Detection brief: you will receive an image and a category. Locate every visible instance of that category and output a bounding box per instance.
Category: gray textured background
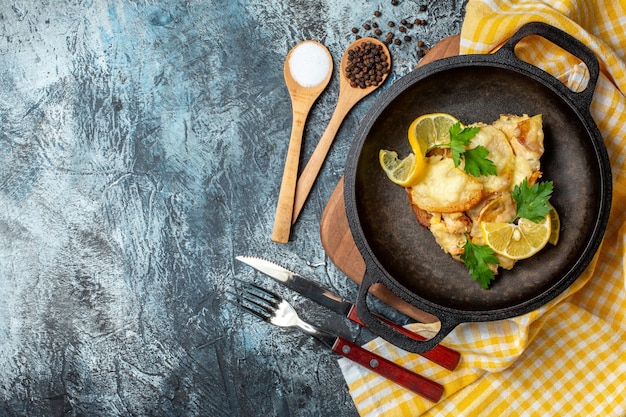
[0,1,466,415]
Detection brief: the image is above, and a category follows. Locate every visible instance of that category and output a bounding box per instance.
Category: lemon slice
[379,150,424,187]
[480,215,551,260]
[408,113,460,154]
[548,204,560,245]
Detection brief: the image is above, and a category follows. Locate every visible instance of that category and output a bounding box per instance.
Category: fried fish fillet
[407,114,544,271]
[408,156,484,213]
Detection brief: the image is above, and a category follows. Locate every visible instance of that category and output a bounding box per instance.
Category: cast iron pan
[344,22,612,354]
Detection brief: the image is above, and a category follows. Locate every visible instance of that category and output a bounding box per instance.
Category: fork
[235,282,444,403]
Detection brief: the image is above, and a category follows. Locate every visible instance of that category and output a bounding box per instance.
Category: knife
[236,255,460,371]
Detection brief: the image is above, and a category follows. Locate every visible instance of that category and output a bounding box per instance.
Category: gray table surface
[0,1,466,416]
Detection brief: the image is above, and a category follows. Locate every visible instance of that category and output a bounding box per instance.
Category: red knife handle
[347,305,460,371]
[332,337,444,402]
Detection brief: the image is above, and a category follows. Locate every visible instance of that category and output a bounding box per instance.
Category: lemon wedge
[380,113,459,187]
[480,215,551,260]
[379,150,424,187]
[408,112,459,154]
[548,204,560,245]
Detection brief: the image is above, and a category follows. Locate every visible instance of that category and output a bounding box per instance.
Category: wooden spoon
[291,37,390,224]
[271,41,333,244]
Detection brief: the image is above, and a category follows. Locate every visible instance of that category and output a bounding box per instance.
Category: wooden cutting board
[319,35,460,324]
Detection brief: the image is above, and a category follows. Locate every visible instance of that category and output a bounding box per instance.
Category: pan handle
[355,269,460,355]
[496,21,600,111]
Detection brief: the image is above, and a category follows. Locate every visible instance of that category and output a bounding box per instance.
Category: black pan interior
[353,65,604,312]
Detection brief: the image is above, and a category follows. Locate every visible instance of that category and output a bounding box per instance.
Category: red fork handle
[347,305,460,371]
[332,337,444,402]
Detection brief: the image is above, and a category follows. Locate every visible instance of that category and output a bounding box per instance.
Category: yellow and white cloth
[338,1,626,415]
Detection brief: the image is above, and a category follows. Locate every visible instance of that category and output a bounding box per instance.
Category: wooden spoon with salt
[271,40,333,243]
[291,37,390,224]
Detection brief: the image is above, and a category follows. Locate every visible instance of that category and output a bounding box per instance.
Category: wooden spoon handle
[291,101,352,223]
[272,104,313,243]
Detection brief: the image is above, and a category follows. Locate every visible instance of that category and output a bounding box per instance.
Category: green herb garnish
[512,178,554,222]
[461,237,500,289]
[449,122,497,177]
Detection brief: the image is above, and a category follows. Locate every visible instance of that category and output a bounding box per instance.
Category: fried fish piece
[408,155,484,213]
[467,123,516,195]
[428,212,472,260]
[493,114,544,171]
[406,113,545,275]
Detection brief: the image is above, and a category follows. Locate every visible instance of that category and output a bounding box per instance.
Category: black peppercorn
[374,10,382,17]
[420,5,427,11]
[387,21,395,27]
[394,38,401,46]
[363,23,371,30]
[404,35,411,42]
[372,22,379,28]
[351,27,358,33]
[375,28,383,36]
[391,0,399,5]
[399,26,406,33]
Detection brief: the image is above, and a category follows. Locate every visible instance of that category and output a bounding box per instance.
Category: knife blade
[236,255,460,371]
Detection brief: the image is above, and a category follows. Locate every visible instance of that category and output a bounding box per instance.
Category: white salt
[288,41,331,87]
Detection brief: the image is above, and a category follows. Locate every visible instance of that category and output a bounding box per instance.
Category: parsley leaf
[449,122,479,168]
[461,237,500,289]
[512,178,554,222]
[448,122,496,177]
[463,146,498,177]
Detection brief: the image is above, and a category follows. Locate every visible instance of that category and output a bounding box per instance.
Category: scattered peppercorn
[350,6,431,53]
[391,0,399,5]
[345,41,390,89]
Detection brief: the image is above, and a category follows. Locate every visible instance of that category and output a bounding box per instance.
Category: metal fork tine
[241,292,274,314]
[230,294,273,321]
[242,289,279,310]
[225,285,273,322]
[240,302,272,321]
[242,282,282,305]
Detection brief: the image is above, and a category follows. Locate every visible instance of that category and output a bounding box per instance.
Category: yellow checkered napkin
[338,1,626,415]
